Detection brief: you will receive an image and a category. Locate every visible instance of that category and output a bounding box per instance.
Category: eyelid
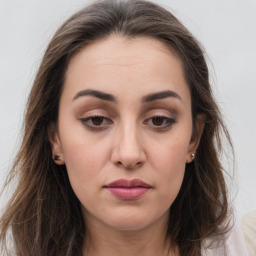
[143,113,177,130]
[74,102,118,119]
[80,114,113,130]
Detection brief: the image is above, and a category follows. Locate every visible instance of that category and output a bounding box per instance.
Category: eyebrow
[72,89,181,103]
[142,90,182,102]
[73,89,117,102]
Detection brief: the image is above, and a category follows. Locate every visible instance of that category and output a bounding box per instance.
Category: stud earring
[191,153,195,160]
[53,154,61,161]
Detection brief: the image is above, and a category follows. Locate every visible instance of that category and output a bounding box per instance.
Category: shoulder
[201,217,249,256]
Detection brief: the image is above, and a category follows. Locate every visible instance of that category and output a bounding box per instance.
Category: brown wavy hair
[0,0,233,255]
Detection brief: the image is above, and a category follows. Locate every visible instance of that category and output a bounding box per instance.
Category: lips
[104,179,152,200]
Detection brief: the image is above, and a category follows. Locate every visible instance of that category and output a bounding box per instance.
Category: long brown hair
[0,0,233,255]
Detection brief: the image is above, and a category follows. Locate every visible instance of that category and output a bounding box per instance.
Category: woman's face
[50,35,203,231]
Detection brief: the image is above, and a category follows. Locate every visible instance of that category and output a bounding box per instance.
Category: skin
[49,35,205,256]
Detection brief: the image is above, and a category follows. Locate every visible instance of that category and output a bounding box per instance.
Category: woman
[0,0,247,255]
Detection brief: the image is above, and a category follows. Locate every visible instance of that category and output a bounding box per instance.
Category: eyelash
[80,115,113,130]
[80,115,176,131]
[144,115,176,130]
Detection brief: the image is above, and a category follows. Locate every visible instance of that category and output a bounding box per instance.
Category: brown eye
[144,115,176,130]
[152,116,165,126]
[80,115,113,130]
[91,116,104,126]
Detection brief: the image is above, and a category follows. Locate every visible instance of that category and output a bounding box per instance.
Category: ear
[186,114,206,163]
[47,122,65,165]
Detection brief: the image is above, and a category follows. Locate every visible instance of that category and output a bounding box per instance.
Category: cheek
[157,148,186,191]
[150,130,191,170]
[149,134,190,200]
[59,114,108,170]
[59,130,110,194]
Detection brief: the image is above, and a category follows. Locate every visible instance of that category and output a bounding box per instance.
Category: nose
[111,123,146,170]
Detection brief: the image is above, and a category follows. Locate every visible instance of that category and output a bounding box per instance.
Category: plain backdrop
[0,0,256,216]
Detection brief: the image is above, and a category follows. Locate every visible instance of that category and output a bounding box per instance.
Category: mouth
[104,179,152,200]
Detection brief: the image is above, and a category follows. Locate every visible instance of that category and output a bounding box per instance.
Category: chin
[102,207,169,232]
[107,218,152,231]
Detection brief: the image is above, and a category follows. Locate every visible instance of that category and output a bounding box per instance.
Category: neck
[82,212,178,256]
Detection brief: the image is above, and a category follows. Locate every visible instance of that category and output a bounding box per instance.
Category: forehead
[63,35,190,106]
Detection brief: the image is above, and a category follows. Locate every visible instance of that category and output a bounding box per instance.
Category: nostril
[135,161,143,168]
[117,161,122,167]
[116,160,143,169]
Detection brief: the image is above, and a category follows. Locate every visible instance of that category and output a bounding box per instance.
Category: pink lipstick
[105,179,152,200]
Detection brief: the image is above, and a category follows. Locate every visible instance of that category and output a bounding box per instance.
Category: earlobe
[47,123,65,165]
[186,114,206,163]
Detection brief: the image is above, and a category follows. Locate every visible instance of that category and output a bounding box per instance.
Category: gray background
[0,0,255,216]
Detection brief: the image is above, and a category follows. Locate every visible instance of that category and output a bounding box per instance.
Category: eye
[144,115,176,129]
[80,115,112,130]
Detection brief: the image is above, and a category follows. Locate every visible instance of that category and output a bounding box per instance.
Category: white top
[242,211,256,256]
[202,219,249,256]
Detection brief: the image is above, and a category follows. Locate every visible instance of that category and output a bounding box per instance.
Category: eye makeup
[73,95,180,133]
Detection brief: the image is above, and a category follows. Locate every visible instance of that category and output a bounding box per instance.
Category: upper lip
[105,179,152,188]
